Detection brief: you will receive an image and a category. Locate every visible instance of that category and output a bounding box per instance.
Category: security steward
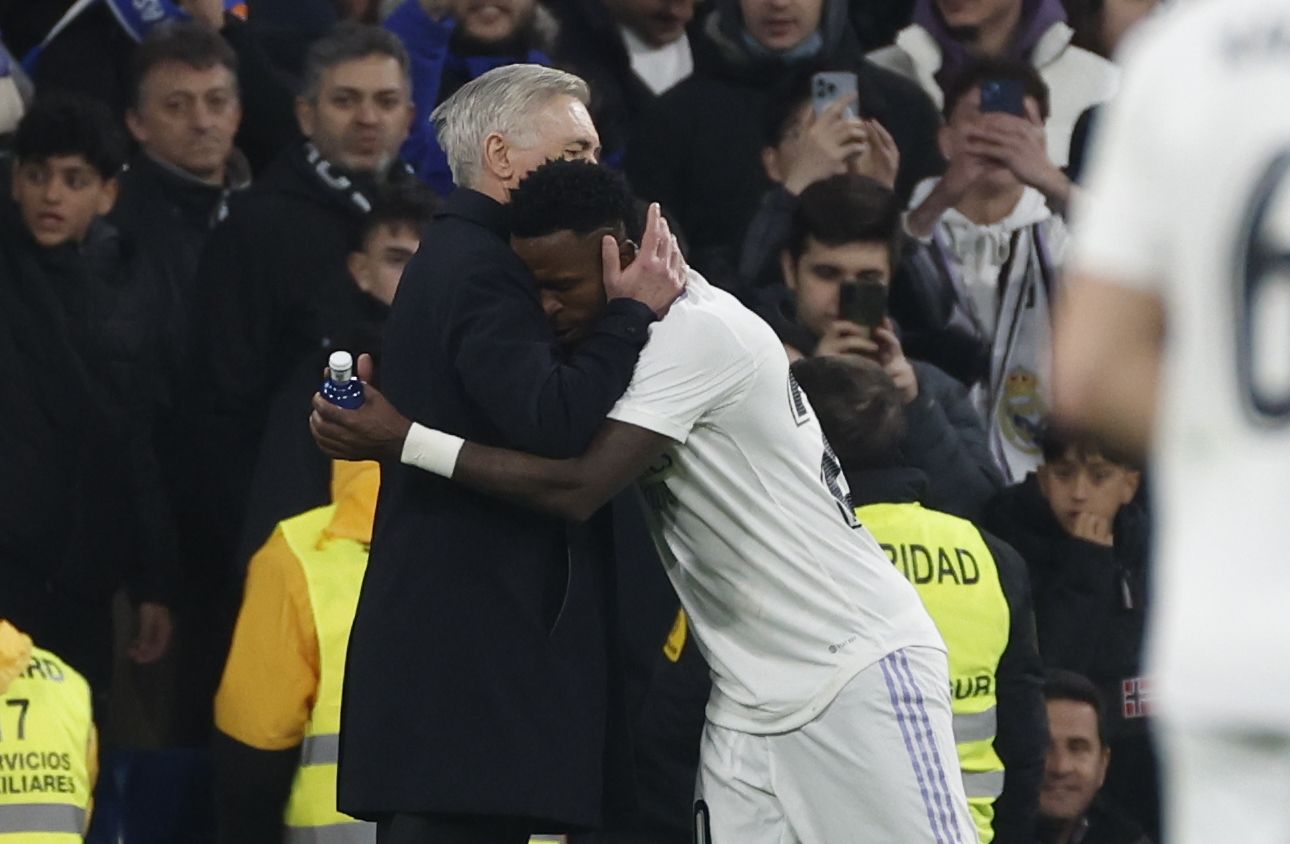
[212,461,569,844]
[0,620,97,842]
[213,461,381,844]
[793,355,1048,844]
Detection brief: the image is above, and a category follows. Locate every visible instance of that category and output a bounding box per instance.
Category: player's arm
[1052,273,1164,460]
[311,391,671,522]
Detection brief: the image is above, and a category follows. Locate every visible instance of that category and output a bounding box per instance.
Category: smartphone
[839,280,888,332]
[979,78,1026,117]
[812,71,859,119]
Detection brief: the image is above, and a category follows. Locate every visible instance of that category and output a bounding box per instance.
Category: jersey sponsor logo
[1122,676,1153,720]
[997,367,1046,456]
[882,543,982,586]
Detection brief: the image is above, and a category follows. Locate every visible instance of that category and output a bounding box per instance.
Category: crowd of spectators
[0,0,1165,840]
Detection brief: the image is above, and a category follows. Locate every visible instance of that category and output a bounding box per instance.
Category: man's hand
[311,380,413,462]
[128,602,173,664]
[780,95,870,196]
[603,202,687,318]
[850,119,900,191]
[1069,512,1114,547]
[968,107,1073,213]
[874,320,918,404]
[815,320,879,358]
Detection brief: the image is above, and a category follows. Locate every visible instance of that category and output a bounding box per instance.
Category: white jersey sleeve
[1069,17,1187,293]
[607,283,753,443]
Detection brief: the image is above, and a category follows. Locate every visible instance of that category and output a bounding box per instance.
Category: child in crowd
[985,425,1158,838]
[901,59,1073,481]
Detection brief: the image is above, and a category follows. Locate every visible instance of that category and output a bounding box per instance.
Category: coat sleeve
[449,261,657,457]
[985,531,1047,844]
[901,362,1004,521]
[736,187,797,295]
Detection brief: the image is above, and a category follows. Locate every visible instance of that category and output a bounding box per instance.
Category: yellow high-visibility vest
[0,647,93,842]
[281,504,374,844]
[857,502,1010,844]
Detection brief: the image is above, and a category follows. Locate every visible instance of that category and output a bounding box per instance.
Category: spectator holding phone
[867,0,1117,167]
[752,173,1002,519]
[901,60,1069,482]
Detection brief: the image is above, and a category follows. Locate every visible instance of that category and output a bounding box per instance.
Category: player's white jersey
[1070,0,1290,729]
[608,271,944,734]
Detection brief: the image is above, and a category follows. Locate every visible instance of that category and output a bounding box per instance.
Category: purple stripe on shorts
[896,650,964,844]
[889,652,960,844]
[880,654,949,844]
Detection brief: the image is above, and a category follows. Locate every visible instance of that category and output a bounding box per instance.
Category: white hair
[430,64,590,189]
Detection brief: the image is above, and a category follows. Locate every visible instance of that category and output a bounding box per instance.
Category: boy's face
[11,156,118,248]
[1037,447,1140,535]
[939,86,1044,192]
[781,235,891,340]
[347,222,422,306]
[511,227,631,347]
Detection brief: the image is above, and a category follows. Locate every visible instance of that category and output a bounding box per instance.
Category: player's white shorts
[1164,726,1290,844]
[695,645,977,844]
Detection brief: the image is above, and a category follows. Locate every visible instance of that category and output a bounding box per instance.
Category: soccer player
[312,159,975,842]
[1052,1,1290,841]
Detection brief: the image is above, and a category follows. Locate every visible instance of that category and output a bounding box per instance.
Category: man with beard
[174,21,416,743]
[386,0,560,193]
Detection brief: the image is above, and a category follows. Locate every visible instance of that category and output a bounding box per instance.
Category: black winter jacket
[0,206,175,686]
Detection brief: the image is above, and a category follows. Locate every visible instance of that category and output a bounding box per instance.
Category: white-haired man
[333,64,686,844]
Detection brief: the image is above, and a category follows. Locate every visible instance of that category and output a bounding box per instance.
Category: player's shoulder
[1122,0,1289,67]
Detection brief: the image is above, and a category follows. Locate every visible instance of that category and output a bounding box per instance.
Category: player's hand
[604,202,687,318]
[1069,512,1114,547]
[780,95,870,195]
[311,382,413,462]
[816,320,879,358]
[128,602,173,664]
[874,320,918,404]
[850,119,900,191]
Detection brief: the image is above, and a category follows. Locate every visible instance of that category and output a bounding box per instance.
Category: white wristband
[400,422,465,478]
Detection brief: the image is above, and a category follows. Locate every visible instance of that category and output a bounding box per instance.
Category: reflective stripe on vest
[0,803,87,833]
[284,822,377,844]
[857,502,1010,844]
[280,505,373,835]
[0,646,94,843]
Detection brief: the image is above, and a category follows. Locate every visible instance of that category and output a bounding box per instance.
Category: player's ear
[619,239,638,270]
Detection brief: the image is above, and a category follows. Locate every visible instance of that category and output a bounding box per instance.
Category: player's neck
[963,4,1024,60]
[957,183,1026,226]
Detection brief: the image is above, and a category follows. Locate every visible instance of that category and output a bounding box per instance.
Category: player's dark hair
[129,21,239,109]
[14,94,128,179]
[1044,669,1108,746]
[1037,419,1137,469]
[941,58,1051,123]
[786,174,902,264]
[301,22,410,101]
[510,159,636,239]
[791,355,907,473]
[355,182,439,249]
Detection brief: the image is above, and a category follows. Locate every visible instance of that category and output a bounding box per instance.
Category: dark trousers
[375,813,532,844]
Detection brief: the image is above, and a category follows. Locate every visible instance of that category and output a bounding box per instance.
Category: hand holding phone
[978,78,1026,118]
[812,71,859,119]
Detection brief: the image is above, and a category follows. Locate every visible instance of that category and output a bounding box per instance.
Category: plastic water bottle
[322,350,365,409]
